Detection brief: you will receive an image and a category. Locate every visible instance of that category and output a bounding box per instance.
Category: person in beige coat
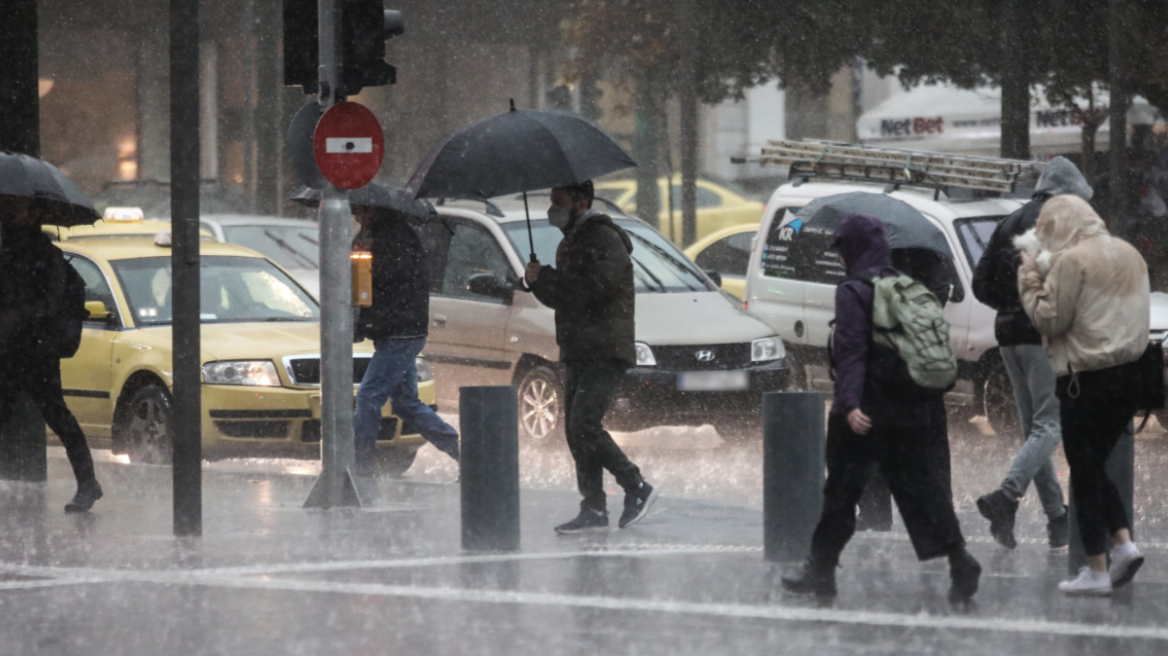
[1017,194,1149,596]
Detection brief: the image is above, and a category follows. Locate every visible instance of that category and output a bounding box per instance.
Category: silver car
[199,215,321,297]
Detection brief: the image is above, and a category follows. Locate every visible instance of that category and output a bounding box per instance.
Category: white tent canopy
[857,83,1161,157]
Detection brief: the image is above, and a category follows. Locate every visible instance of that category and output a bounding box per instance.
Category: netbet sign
[880,117,944,137]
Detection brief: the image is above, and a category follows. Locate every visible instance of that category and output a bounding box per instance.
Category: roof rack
[732,140,1043,194]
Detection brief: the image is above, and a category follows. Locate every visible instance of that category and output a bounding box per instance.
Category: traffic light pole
[304,0,362,508]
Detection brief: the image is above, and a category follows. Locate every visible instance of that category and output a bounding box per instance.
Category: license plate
[676,371,749,392]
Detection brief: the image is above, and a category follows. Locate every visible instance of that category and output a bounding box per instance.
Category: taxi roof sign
[103,207,145,222]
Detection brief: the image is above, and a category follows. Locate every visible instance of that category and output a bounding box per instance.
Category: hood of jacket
[831,213,892,277]
[566,208,632,253]
[1035,156,1094,201]
[1032,194,1109,256]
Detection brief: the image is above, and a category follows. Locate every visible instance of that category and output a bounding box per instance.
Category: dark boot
[64,478,103,513]
[976,489,1018,550]
[780,556,838,597]
[1047,506,1069,549]
[948,547,981,602]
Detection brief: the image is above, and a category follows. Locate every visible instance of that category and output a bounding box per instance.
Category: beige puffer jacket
[1017,194,1149,376]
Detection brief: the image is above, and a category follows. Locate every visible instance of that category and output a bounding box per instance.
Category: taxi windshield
[112,256,319,326]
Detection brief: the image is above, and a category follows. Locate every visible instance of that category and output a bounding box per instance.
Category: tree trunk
[0,0,40,157]
[678,0,699,247]
[634,74,663,231]
[1108,0,1130,237]
[1000,0,1030,160]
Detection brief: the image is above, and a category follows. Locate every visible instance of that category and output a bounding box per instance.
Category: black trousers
[0,355,95,483]
[811,413,965,563]
[857,397,951,529]
[1057,362,1139,556]
[564,359,642,512]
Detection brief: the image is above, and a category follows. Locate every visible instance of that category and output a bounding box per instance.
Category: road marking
[0,578,95,592]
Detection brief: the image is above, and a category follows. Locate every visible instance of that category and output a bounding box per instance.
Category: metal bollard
[764,391,826,562]
[0,394,46,482]
[460,386,520,551]
[1068,420,1135,574]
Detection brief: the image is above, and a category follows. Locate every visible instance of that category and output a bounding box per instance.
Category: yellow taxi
[683,224,758,300]
[44,209,216,243]
[593,177,764,244]
[57,233,429,475]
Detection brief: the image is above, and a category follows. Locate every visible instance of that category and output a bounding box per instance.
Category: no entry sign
[313,102,384,190]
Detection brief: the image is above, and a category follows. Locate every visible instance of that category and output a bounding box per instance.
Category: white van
[744,179,1025,433]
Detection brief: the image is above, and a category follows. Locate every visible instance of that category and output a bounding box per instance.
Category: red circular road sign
[313,102,384,190]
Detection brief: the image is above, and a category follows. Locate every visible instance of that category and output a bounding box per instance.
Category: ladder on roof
[733,140,1043,194]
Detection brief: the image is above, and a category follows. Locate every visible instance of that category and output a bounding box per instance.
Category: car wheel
[517,366,564,447]
[983,367,1021,439]
[118,383,174,464]
[377,447,418,478]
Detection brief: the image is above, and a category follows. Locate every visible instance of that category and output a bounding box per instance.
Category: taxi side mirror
[84,300,111,321]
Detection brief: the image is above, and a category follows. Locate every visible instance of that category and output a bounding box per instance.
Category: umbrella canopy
[0,152,100,227]
[794,192,953,259]
[406,106,636,201]
[291,182,435,220]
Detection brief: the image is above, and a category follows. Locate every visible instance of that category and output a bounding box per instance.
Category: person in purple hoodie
[780,213,981,602]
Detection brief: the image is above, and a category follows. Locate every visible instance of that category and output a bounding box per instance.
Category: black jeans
[564,359,642,512]
[0,355,96,483]
[811,414,965,563]
[1057,362,1139,556]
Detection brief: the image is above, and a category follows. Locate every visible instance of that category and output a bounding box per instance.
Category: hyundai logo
[695,350,716,363]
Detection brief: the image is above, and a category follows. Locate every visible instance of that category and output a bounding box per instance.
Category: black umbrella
[406,101,636,261]
[794,192,953,259]
[291,182,435,220]
[0,151,100,227]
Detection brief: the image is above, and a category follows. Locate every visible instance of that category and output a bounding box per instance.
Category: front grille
[652,344,752,371]
[214,420,289,439]
[286,356,372,385]
[299,418,398,443]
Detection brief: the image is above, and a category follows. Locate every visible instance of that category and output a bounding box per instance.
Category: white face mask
[547,204,572,229]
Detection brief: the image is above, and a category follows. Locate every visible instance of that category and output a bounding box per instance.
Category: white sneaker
[1109,542,1145,588]
[1059,567,1112,596]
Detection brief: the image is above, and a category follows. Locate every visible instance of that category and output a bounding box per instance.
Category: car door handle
[433,315,447,327]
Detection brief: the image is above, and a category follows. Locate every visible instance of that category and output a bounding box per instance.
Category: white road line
[171,575,1168,642]
[0,578,99,592]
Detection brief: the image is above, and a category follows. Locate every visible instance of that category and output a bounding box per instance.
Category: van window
[761,208,846,285]
[954,216,1004,268]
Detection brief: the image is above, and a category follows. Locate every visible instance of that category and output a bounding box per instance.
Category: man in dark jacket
[526,181,659,534]
[781,214,980,601]
[0,196,102,512]
[970,157,1091,550]
[353,205,458,474]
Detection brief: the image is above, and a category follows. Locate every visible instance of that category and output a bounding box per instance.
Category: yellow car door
[60,254,117,437]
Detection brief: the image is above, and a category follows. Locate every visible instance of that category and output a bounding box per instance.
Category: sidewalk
[1,452,1166,655]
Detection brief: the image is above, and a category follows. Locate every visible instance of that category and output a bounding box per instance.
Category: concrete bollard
[764,391,826,562]
[0,394,46,483]
[1068,420,1135,574]
[460,386,520,551]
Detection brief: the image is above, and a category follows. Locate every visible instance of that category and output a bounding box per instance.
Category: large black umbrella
[794,192,953,259]
[291,182,435,220]
[0,152,100,227]
[406,101,636,261]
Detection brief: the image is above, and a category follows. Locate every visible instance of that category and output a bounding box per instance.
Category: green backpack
[869,274,957,391]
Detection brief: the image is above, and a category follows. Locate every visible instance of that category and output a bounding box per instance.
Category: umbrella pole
[523,190,536,263]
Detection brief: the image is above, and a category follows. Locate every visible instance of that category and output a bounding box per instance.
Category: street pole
[678,0,699,248]
[0,0,47,484]
[170,0,203,537]
[1108,0,1130,237]
[304,0,361,508]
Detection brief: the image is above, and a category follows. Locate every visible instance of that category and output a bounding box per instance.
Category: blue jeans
[354,337,459,463]
[999,344,1066,519]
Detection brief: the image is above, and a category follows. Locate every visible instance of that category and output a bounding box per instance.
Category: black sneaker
[948,548,982,602]
[780,559,837,597]
[64,479,103,513]
[1048,507,1070,549]
[976,489,1018,550]
[555,508,609,534]
[618,482,660,529]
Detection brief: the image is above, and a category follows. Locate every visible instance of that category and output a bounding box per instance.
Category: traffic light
[283,0,404,96]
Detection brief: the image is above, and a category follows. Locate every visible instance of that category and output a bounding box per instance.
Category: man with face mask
[525,181,659,533]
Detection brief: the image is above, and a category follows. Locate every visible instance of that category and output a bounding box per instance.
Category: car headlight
[751,336,785,362]
[202,361,281,386]
[415,357,433,382]
[635,342,656,366]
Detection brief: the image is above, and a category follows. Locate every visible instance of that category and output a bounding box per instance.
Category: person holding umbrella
[525,181,659,533]
[0,194,102,512]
